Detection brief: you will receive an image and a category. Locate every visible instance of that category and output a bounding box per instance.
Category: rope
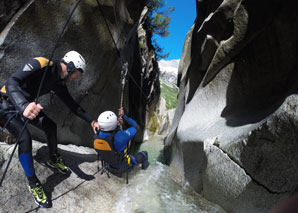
[0,111,18,131]
[96,0,121,58]
[120,62,128,109]
[35,0,82,102]
[96,0,148,104]
[0,0,82,187]
[24,169,101,213]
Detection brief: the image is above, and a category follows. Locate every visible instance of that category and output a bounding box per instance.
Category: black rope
[23,170,101,213]
[96,0,121,59]
[96,0,148,101]
[0,111,18,131]
[0,0,82,187]
[35,0,82,102]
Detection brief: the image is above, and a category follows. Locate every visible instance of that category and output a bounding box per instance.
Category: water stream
[112,135,225,213]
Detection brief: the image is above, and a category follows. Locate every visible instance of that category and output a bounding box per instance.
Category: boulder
[165,0,298,212]
[0,141,132,212]
[0,0,159,146]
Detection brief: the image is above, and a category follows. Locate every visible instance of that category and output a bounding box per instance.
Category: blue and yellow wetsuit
[97,114,148,168]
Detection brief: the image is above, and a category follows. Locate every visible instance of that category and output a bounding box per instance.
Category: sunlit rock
[165,0,298,212]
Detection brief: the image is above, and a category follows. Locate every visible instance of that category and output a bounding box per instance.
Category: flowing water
[112,135,225,213]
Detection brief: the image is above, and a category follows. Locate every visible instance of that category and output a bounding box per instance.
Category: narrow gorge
[1,0,298,212]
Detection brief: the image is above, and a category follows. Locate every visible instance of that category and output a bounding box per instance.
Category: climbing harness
[0,95,18,131]
[93,130,132,184]
[0,0,83,187]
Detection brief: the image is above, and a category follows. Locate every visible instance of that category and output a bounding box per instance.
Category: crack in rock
[215,145,288,195]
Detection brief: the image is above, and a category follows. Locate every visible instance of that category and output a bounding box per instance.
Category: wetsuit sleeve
[5,58,41,114]
[54,84,94,123]
[122,114,139,139]
[123,114,139,131]
[113,115,139,152]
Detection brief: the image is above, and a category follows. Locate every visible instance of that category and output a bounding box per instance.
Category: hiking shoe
[46,155,71,174]
[28,182,51,208]
[142,160,150,170]
[141,151,149,170]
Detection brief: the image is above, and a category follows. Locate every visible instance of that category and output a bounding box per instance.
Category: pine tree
[147,0,175,59]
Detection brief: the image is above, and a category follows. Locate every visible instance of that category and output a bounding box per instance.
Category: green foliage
[139,41,145,49]
[160,82,178,109]
[148,113,160,132]
[146,0,175,59]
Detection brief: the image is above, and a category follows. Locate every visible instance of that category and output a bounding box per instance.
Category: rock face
[165,0,298,212]
[144,59,179,139]
[0,141,137,212]
[0,0,159,146]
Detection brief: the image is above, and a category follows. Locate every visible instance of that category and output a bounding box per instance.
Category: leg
[29,112,58,158]
[30,112,70,174]
[4,113,36,181]
[134,151,149,170]
[1,109,51,208]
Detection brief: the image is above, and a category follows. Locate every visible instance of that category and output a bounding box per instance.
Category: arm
[54,84,93,123]
[54,84,99,133]
[123,114,139,131]
[118,108,139,131]
[6,58,41,114]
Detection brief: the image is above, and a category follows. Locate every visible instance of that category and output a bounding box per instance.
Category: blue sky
[154,0,197,60]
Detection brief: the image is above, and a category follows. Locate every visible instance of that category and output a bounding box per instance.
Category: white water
[112,135,225,213]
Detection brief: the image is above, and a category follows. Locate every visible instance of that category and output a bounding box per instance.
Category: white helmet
[97,111,118,131]
[62,51,86,73]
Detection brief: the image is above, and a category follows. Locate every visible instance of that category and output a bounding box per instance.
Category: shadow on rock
[34,146,98,182]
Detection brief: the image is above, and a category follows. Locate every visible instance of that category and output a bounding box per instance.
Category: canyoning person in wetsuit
[96,108,149,175]
[0,51,100,208]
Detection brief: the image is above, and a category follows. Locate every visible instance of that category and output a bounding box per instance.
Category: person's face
[66,70,82,82]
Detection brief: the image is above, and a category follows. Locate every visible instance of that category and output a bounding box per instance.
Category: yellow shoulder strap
[0,85,6,94]
[34,57,53,68]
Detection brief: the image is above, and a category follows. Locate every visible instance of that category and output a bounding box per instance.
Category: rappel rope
[0,0,83,187]
[119,62,128,130]
[96,0,127,131]
[96,0,143,157]
[96,0,148,107]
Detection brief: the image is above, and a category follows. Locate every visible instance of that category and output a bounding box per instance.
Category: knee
[42,117,57,132]
[18,129,32,154]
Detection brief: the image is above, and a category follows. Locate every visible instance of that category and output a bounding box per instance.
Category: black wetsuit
[0,57,93,178]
